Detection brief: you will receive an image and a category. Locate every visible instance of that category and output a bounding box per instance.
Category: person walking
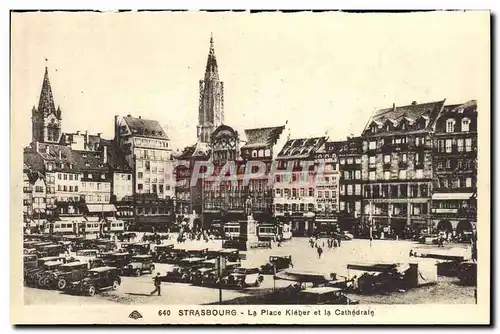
[150,273,162,296]
[317,245,323,259]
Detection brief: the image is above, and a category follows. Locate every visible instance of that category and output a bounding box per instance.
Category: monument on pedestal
[244,197,260,248]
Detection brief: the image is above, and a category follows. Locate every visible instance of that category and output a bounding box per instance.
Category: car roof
[39,256,64,261]
[88,266,117,272]
[133,243,149,246]
[299,287,343,295]
[77,249,98,252]
[180,257,205,262]
[131,254,152,258]
[220,248,238,253]
[60,261,87,267]
[44,260,64,266]
[234,267,258,270]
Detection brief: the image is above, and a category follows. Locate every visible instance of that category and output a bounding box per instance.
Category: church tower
[197,34,224,143]
[31,67,62,144]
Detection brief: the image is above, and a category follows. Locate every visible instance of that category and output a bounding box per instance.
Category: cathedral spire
[205,33,219,81]
[38,66,56,116]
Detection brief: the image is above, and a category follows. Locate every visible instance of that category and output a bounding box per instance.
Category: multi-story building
[273,136,328,237]
[313,142,340,232]
[431,100,477,235]
[22,164,33,226]
[115,115,174,198]
[361,100,445,238]
[327,137,363,233]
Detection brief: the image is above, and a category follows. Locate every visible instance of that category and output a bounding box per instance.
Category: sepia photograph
[10,10,490,325]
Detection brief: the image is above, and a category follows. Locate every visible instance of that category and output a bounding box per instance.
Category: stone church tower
[197,35,224,143]
[31,67,62,144]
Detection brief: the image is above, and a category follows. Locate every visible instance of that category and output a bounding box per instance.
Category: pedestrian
[369,236,373,247]
[150,273,162,296]
[317,246,323,259]
[409,249,414,257]
[337,236,341,247]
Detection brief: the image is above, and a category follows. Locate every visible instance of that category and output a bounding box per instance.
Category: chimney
[411,101,417,105]
[103,145,108,164]
[36,142,39,153]
[138,116,141,119]
[59,150,62,160]
[97,133,101,138]
[114,115,119,143]
[76,130,80,135]
[393,103,396,111]
[85,130,89,149]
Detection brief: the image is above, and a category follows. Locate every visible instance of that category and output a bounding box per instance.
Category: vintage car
[163,266,188,282]
[32,260,66,288]
[44,261,90,290]
[129,243,152,255]
[94,239,116,252]
[340,231,354,240]
[162,248,188,264]
[418,234,442,245]
[457,261,477,286]
[260,255,293,274]
[176,257,206,282]
[66,266,121,296]
[74,249,100,262]
[122,255,155,276]
[221,267,264,288]
[190,267,216,285]
[297,287,359,305]
[36,244,66,257]
[183,247,208,259]
[25,256,68,286]
[199,262,240,287]
[102,252,132,273]
[151,244,175,262]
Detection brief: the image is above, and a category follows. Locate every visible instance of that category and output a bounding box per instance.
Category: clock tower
[31,67,62,144]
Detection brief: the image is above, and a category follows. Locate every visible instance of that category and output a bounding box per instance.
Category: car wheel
[135,269,141,277]
[38,277,45,288]
[236,281,244,288]
[254,279,260,287]
[112,280,119,290]
[87,285,96,296]
[58,279,67,290]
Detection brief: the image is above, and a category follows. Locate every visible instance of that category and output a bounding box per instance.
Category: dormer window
[85,162,90,167]
[401,122,406,130]
[82,153,87,158]
[60,163,64,169]
[98,163,104,168]
[462,118,471,132]
[47,163,53,171]
[446,119,456,133]
[371,125,377,133]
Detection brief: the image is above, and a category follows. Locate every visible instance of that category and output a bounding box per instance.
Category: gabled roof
[23,147,45,173]
[123,117,169,139]
[100,139,132,172]
[177,141,211,160]
[276,136,328,160]
[241,125,285,150]
[325,136,362,154]
[363,100,446,136]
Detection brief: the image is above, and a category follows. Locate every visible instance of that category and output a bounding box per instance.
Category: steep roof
[100,139,132,172]
[325,136,363,154]
[177,141,211,160]
[23,147,46,173]
[37,67,59,118]
[241,125,285,149]
[123,116,169,139]
[276,136,328,160]
[362,100,446,137]
[204,34,219,81]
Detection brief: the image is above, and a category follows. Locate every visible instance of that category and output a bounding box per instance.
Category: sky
[11,11,489,152]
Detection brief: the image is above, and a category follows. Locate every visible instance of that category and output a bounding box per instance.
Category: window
[308,188,314,196]
[63,185,67,191]
[344,171,350,180]
[340,158,345,165]
[369,141,376,150]
[324,191,330,198]
[159,185,164,193]
[75,186,78,192]
[340,201,345,211]
[369,156,376,165]
[152,184,157,193]
[401,154,407,163]
[355,184,361,195]
[416,169,423,179]
[446,119,455,133]
[445,139,452,153]
[138,184,143,191]
[291,204,297,212]
[384,171,391,180]
[284,189,290,197]
[69,186,73,192]
[446,159,451,169]
[292,188,297,197]
[466,177,472,188]
[457,139,464,152]
[63,174,67,180]
[347,158,354,164]
[347,185,353,195]
[355,170,361,180]
[252,150,258,158]
[399,170,407,179]
[355,157,362,164]
[57,185,61,191]
[462,118,471,132]
[465,138,472,152]
[381,185,389,198]
[300,188,305,197]
[369,171,375,180]
[339,185,345,195]
[101,174,105,180]
[138,172,143,179]
[69,174,73,181]
[317,191,323,198]
[384,155,391,164]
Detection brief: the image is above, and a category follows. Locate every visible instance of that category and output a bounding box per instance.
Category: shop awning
[432,193,473,200]
[86,204,117,213]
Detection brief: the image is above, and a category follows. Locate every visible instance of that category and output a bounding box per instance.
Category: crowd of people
[309,234,344,259]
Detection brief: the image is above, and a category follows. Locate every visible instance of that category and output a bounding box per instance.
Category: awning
[86,204,117,213]
[432,193,473,200]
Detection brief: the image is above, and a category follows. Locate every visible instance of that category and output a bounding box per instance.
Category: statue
[245,197,253,217]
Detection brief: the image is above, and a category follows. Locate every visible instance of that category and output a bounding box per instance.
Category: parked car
[151,244,175,262]
[102,252,132,274]
[66,267,121,296]
[74,249,99,263]
[190,267,216,285]
[45,261,90,290]
[221,267,263,288]
[340,231,354,240]
[260,255,293,274]
[33,260,66,288]
[162,248,188,264]
[122,255,155,276]
[297,287,359,305]
[163,266,187,282]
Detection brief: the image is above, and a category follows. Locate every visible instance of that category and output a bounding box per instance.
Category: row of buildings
[22,36,478,238]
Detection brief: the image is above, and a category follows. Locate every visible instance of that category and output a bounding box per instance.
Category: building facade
[431,100,478,235]
[361,100,445,238]
[273,136,328,237]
